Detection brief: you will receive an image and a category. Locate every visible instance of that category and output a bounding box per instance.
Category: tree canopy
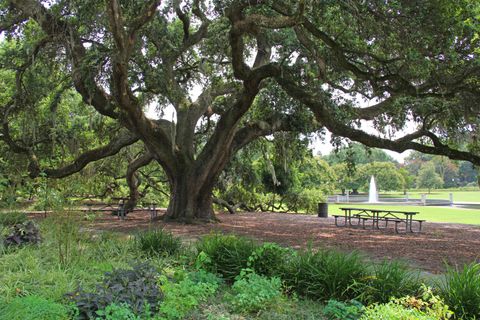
[1,0,479,221]
[323,142,397,166]
[417,162,444,193]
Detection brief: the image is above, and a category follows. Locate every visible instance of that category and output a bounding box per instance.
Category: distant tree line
[1,139,478,213]
[323,143,478,195]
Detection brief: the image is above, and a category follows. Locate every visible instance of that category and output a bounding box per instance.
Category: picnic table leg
[374,212,379,229]
[409,217,423,233]
[351,214,360,227]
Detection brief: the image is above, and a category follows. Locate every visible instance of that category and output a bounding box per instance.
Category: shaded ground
[79,210,480,274]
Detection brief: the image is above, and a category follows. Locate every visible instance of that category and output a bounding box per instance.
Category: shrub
[135,228,182,256]
[360,302,437,320]
[67,263,162,319]
[159,270,222,319]
[322,299,364,320]
[395,285,453,319]
[247,242,292,277]
[439,262,480,319]
[196,233,257,282]
[226,271,283,314]
[296,188,327,214]
[0,211,27,227]
[187,269,223,287]
[4,221,41,246]
[359,260,421,304]
[361,285,453,320]
[282,249,367,301]
[0,295,70,320]
[95,302,143,320]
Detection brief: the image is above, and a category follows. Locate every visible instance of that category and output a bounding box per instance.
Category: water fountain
[368,176,378,203]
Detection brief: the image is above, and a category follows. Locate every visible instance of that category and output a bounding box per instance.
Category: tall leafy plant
[282,249,367,301]
[439,263,480,319]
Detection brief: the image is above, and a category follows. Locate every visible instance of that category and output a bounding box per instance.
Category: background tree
[324,144,405,194]
[405,151,478,188]
[398,167,415,194]
[356,162,405,192]
[297,157,336,194]
[432,157,460,188]
[417,163,444,193]
[324,143,397,166]
[1,0,479,222]
[216,135,336,214]
[331,163,358,195]
[458,162,479,187]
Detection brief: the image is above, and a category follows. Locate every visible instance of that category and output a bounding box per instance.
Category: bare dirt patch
[83,210,480,274]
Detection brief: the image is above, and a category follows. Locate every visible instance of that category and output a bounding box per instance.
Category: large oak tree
[1,0,479,221]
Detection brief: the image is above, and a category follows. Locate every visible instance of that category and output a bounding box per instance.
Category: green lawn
[329,204,480,225]
[382,190,480,202]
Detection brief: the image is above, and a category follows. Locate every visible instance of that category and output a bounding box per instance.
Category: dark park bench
[333,207,425,233]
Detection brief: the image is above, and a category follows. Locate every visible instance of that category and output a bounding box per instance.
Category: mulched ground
[78,210,480,274]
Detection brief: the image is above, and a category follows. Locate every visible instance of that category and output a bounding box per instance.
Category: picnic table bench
[333,207,425,233]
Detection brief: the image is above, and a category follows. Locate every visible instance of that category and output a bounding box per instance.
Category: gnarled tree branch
[276,75,480,166]
[41,131,139,178]
[125,152,154,211]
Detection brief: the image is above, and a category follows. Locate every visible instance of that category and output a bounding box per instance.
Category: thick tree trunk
[165,170,217,223]
[164,175,217,222]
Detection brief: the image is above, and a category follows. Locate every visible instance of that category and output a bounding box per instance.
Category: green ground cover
[329,204,480,225]
[2,212,479,319]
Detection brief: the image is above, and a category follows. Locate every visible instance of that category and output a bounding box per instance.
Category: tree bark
[124,153,153,211]
[164,170,217,222]
[213,197,241,214]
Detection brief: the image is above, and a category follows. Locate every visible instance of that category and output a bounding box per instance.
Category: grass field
[329,204,480,225]
[382,190,480,202]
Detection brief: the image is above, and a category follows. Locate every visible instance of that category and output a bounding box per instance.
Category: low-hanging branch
[2,103,140,178]
[276,76,480,166]
[124,152,154,211]
[40,131,140,179]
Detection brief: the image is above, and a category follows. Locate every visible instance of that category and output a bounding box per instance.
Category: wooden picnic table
[333,207,425,233]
